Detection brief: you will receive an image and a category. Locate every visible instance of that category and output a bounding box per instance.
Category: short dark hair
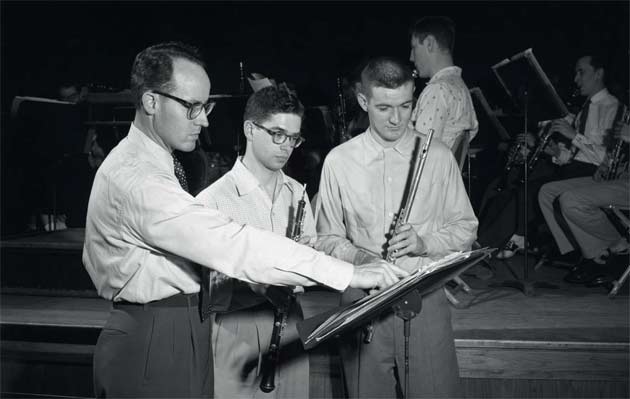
[130,42,206,109]
[243,85,305,123]
[360,56,414,95]
[410,16,456,53]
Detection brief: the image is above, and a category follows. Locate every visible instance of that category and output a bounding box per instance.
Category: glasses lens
[272,132,287,145]
[188,104,202,120]
[294,137,305,148]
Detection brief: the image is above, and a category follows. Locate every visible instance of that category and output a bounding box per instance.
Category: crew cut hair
[360,56,414,95]
[410,16,456,54]
[130,41,206,109]
[243,85,305,123]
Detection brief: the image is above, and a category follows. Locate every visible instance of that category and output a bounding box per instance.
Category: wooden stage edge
[2,291,629,385]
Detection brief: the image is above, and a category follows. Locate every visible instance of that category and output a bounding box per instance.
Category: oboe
[260,186,307,393]
[363,130,434,344]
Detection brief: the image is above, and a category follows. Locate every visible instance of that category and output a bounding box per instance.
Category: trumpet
[260,186,307,393]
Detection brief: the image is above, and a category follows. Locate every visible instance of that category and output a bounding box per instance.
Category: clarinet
[606,106,630,181]
[363,130,434,344]
[336,77,351,143]
[259,186,307,393]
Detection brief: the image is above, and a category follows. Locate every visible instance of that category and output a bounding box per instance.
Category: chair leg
[609,263,630,298]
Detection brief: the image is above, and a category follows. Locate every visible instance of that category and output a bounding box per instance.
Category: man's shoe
[586,275,614,288]
[564,259,602,284]
[496,240,524,259]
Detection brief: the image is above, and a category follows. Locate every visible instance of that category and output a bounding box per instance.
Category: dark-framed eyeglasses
[251,121,305,148]
[153,90,216,120]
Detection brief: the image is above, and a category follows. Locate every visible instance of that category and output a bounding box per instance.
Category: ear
[357,92,369,113]
[425,35,436,52]
[594,67,604,83]
[243,120,255,141]
[141,92,158,115]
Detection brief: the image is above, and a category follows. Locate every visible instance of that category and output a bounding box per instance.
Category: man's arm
[128,175,404,291]
[412,84,448,143]
[388,149,478,258]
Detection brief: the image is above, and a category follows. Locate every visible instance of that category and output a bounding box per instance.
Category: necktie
[172,153,189,192]
[576,99,591,135]
[172,153,213,320]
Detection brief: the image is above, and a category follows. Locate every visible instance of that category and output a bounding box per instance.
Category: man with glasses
[196,85,311,398]
[83,42,406,398]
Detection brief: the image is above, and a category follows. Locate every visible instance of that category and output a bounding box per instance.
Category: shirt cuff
[311,253,355,291]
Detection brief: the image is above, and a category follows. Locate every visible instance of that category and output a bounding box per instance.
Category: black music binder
[297,248,493,350]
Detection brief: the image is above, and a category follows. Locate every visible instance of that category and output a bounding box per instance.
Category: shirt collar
[231,157,292,197]
[128,123,174,172]
[589,88,609,104]
[428,66,462,85]
[362,127,419,163]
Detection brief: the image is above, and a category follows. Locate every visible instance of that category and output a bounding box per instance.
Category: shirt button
[387,177,392,183]
[388,212,394,217]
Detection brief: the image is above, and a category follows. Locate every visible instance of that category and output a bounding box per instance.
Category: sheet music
[306,250,479,344]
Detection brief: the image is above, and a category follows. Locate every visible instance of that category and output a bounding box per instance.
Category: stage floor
[1,230,629,397]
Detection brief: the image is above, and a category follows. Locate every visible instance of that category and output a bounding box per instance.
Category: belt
[113,293,199,309]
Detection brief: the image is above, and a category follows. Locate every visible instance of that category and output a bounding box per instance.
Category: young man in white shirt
[196,86,314,398]
[316,56,478,398]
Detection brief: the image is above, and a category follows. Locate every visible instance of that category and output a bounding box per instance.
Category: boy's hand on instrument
[349,260,409,292]
[388,223,426,257]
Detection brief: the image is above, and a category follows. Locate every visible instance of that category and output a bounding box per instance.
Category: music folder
[297,248,493,350]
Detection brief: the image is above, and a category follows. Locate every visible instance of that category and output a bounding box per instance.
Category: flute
[260,186,307,393]
[363,130,434,343]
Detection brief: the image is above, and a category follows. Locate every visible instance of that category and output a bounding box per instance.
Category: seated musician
[315,56,477,398]
[477,52,620,258]
[196,86,314,398]
[408,16,478,150]
[538,114,629,285]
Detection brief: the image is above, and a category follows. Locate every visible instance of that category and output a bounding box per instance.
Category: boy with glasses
[196,85,312,398]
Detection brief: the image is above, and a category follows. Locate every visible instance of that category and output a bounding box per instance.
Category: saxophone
[260,186,307,393]
[606,106,630,181]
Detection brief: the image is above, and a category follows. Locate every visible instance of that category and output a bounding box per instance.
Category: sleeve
[314,156,363,264]
[413,83,449,143]
[418,150,479,256]
[124,175,354,291]
[571,102,618,165]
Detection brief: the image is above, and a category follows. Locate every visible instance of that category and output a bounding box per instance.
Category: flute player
[315,56,478,398]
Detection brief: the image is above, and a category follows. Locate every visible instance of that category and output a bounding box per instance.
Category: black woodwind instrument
[606,106,630,181]
[525,120,554,174]
[336,77,351,143]
[363,129,434,344]
[260,186,307,393]
[495,139,526,192]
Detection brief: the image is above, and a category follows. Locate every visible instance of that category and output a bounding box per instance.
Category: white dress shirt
[411,66,479,149]
[315,127,478,272]
[572,88,620,165]
[83,124,353,303]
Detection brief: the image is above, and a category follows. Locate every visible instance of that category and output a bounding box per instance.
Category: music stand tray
[297,248,493,350]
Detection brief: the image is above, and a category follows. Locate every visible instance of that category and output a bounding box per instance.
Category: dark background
[1,0,628,235]
[2,1,629,108]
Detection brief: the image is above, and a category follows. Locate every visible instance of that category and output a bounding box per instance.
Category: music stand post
[490,49,560,295]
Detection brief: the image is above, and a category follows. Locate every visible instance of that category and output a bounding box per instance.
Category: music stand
[490,49,566,295]
[297,249,492,397]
